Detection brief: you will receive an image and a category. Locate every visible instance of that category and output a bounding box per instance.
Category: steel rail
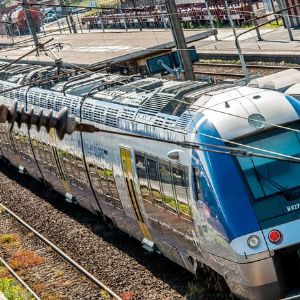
[194,63,300,71]
[0,202,122,300]
[0,256,41,300]
[194,71,244,78]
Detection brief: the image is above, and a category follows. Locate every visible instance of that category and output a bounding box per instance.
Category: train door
[120,147,153,244]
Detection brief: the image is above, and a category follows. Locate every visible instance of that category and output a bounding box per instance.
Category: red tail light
[268,230,282,244]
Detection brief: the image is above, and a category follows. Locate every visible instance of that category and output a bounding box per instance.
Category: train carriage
[81,1,252,30]
[0,70,300,299]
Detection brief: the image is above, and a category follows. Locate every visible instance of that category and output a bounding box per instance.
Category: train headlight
[268,230,282,244]
[248,114,265,129]
[247,235,260,248]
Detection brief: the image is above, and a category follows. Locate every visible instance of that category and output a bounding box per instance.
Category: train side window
[193,167,203,202]
[105,167,120,200]
[89,163,104,195]
[172,166,191,217]
[97,166,111,197]
[146,157,164,207]
[158,161,177,212]
[135,153,152,203]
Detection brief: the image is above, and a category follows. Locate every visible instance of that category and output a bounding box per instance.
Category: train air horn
[0,102,100,140]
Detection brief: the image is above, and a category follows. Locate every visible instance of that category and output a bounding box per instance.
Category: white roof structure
[249,69,300,92]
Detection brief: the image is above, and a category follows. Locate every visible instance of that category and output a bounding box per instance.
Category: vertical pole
[9,24,14,44]
[76,12,83,33]
[225,1,237,38]
[55,8,62,34]
[22,0,39,48]
[136,11,143,31]
[160,5,168,30]
[161,13,167,30]
[69,13,77,33]
[166,0,195,81]
[228,0,250,82]
[60,0,72,33]
[99,16,105,32]
[278,0,294,41]
[41,5,46,36]
[5,22,9,38]
[205,1,218,41]
[270,0,279,25]
[248,0,262,41]
[65,15,71,33]
[120,7,128,31]
[39,12,46,36]
[16,25,21,36]
[235,37,250,83]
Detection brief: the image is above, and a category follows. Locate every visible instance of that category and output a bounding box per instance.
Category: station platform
[0,27,300,67]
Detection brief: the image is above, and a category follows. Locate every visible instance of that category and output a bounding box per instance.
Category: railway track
[0,202,121,300]
[194,62,300,80]
[0,159,197,300]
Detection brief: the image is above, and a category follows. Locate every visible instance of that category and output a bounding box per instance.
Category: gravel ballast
[0,160,194,300]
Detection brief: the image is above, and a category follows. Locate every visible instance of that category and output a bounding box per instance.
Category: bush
[9,250,45,271]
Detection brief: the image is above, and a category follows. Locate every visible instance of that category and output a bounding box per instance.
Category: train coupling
[0,102,101,140]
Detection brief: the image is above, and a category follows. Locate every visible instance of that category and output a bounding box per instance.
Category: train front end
[191,86,300,299]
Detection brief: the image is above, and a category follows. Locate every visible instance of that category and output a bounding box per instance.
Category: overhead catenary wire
[1,29,300,164]
[0,43,294,137]
[59,60,300,163]
[63,59,300,136]
[0,38,54,71]
[1,80,300,164]
[6,0,300,39]
[7,0,300,52]
[0,44,297,142]
[0,58,295,164]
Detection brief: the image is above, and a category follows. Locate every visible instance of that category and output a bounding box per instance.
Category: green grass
[262,19,284,29]
[178,201,191,216]
[0,277,34,300]
[0,234,19,245]
[97,168,113,177]
[163,195,177,211]
[58,149,69,159]
[99,289,110,300]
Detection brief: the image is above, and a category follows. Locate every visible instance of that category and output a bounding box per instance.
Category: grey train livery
[0,70,300,300]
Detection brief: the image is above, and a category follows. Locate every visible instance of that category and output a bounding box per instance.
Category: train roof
[0,63,298,140]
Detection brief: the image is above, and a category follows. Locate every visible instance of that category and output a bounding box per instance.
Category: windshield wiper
[256,172,296,201]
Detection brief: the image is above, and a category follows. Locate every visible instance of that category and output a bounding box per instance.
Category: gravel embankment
[0,160,194,300]
[0,212,102,300]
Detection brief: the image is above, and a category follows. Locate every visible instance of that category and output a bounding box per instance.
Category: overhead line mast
[22,0,39,48]
[165,0,195,81]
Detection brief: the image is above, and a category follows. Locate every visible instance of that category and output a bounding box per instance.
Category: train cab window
[146,157,164,207]
[193,167,203,202]
[159,161,177,212]
[172,166,191,217]
[135,153,152,203]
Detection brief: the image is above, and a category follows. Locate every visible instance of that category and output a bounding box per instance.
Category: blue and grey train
[0,68,299,299]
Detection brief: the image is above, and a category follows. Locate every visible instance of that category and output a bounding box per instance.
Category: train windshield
[235,122,300,202]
